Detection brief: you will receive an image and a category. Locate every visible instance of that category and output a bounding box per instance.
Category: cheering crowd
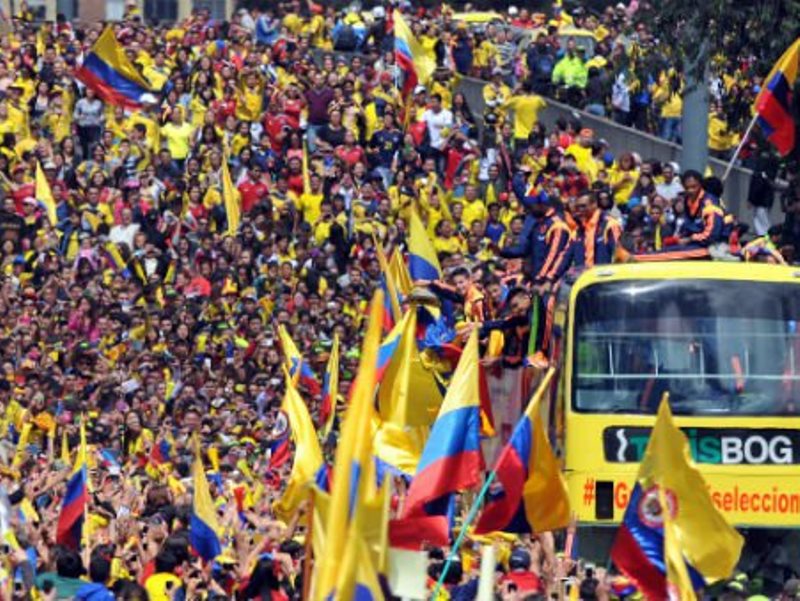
[0,0,798,599]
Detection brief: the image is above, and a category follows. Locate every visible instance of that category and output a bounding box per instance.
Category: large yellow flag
[36,162,58,226]
[642,398,743,580]
[660,485,696,601]
[611,396,743,598]
[221,156,240,237]
[273,370,324,521]
[314,291,383,600]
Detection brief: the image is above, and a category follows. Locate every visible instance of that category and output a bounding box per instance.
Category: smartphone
[585,562,596,580]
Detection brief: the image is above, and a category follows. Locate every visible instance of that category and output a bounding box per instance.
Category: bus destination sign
[603,427,800,465]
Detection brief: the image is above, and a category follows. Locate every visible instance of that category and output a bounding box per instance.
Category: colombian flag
[74,27,154,109]
[401,330,483,521]
[393,10,436,97]
[320,333,339,437]
[374,236,403,332]
[277,324,321,395]
[756,37,800,156]
[376,318,404,384]
[408,207,441,282]
[36,161,57,226]
[190,437,222,561]
[475,369,570,534]
[56,422,89,549]
[149,439,172,465]
[273,370,324,521]
[610,396,743,600]
[314,292,383,600]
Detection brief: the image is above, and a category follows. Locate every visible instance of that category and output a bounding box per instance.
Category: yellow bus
[553,262,800,566]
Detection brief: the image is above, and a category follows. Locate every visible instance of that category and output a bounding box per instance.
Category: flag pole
[722,112,758,182]
[432,368,557,600]
[431,471,497,600]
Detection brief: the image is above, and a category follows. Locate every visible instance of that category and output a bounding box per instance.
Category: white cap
[140,93,158,104]
[414,84,426,95]
[372,5,385,18]
[508,5,519,16]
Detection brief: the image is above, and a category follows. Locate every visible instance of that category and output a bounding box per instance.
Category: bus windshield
[573,279,800,415]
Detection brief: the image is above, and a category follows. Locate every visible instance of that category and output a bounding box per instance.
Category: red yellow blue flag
[75,27,154,109]
[610,396,743,599]
[756,37,800,156]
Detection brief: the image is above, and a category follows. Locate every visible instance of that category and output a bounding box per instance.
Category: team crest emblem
[637,485,678,528]
[272,410,290,438]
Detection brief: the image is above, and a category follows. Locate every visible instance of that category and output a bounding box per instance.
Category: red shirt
[238,178,269,213]
[501,571,542,593]
[263,113,293,153]
[12,183,35,215]
[334,145,366,168]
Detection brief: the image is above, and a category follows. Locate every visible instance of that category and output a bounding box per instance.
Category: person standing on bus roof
[550,190,622,279]
[497,170,570,367]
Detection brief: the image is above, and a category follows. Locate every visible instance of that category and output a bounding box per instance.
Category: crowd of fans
[0,0,798,599]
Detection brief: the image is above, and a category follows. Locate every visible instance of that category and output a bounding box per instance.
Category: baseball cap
[413,84,426,95]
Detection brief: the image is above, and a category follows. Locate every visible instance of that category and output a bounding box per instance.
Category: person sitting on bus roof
[742,225,787,264]
[630,170,726,262]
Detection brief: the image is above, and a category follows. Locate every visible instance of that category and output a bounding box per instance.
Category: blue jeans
[585,103,606,117]
[306,124,325,153]
[660,117,681,143]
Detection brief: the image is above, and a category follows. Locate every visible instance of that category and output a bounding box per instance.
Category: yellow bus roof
[572,261,800,295]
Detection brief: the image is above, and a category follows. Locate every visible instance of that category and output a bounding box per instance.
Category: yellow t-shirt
[462,199,488,228]
[160,122,194,160]
[565,143,598,181]
[298,192,324,225]
[609,166,639,205]
[504,95,547,140]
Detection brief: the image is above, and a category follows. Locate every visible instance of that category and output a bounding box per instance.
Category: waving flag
[277,324,321,395]
[373,235,403,331]
[190,437,221,561]
[75,27,154,109]
[222,155,241,237]
[475,368,569,534]
[393,10,436,97]
[389,248,413,296]
[56,421,89,549]
[36,162,58,226]
[268,411,291,471]
[273,370,324,521]
[408,208,441,281]
[314,291,383,600]
[610,396,743,599]
[320,334,339,437]
[402,330,483,521]
[378,310,443,427]
[756,37,800,156]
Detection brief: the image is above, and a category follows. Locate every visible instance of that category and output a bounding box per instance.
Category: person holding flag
[56,421,89,550]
